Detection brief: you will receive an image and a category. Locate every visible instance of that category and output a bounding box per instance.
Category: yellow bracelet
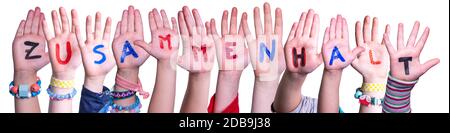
[50,77,74,89]
[361,83,386,92]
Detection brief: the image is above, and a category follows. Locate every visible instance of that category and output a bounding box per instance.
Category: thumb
[420,58,440,75]
[134,40,151,54]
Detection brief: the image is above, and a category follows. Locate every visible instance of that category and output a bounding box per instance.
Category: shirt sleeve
[208,93,239,113]
[79,86,111,113]
[383,74,417,113]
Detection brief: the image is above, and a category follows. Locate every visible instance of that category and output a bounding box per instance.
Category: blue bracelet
[111,90,136,100]
[103,95,142,113]
[47,86,77,101]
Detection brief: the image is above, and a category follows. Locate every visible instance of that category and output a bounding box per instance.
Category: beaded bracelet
[111,90,136,100]
[47,86,77,101]
[9,77,41,99]
[108,96,142,113]
[354,88,384,106]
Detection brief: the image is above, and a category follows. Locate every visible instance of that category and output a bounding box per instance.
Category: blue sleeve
[79,86,110,113]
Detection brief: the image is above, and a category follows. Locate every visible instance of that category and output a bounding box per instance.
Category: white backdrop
[0,0,448,113]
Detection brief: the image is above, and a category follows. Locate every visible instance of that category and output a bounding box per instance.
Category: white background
[0,0,448,113]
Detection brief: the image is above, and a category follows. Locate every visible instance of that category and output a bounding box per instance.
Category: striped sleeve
[382,74,417,113]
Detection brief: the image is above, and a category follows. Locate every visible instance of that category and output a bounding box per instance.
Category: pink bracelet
[115,74,149,99]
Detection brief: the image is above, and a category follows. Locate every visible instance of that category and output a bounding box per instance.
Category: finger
[135,10,144,35]
[302,9,314,37]
[171,17,179,34]
[351,46,365,59]
[15,20,26,37]
[121,10,128,34]
[310,14,320,38]
[128,6,135,32]
[253,7,263,35]
[149,11,157,33]
[230,7,238,34]
[242,12,253,41]
[51,10,61,35]
[397,23,405,50]
[274,8,282,37]
[205,21,211,35]
[59,7,70,33]
[94,12,102,40]
[355,21,363,46]
[323,27,330,43]
[38,14,45,37]
[161,9,171,29]
[371,17,379,42]
[178,11,188,36]
[287,22,298,41]
[86,15,94,41]
[42,15,53,41]
[415,27,430,55]
[134,40,152,54]
[420,58,440,75]
[152,8,163,28]
[406,21,420,48]
[295,12,306,37]
[263,3,273,34]
[382,24,391,45]
[31,7,41,34]
[343,18,349,41]
[183,6,197,35]
[336,15,342,39]
[114,21,121,39]
[238,20,244,36]
[221,10,229,36]
[74,14,85,52]
[193,9,205,36]
[211,19,220,40]
[24,10,34,34]
[363,16,371,42]
[383,32,396,54]
[103,17,112,42]
[329,18,336,39]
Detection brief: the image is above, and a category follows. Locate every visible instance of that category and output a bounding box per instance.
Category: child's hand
[135,9,179,62]
[42,7,82,79]
[351,16,389,83]
[74,12,115,78]
[242,3,285,81]
[112,6,149,70]
[322,15,364,71]
[284,9,322,75]
[177,6,215,73]
[383,22,439,81]
[208,7,249,71]
[13,7,49,74]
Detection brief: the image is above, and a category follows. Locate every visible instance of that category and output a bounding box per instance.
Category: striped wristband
[382,73,417,113]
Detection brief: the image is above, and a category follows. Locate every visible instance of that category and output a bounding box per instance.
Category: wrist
[13,71,37,84]
[285,71,307,81]
[84,75,106,93]
[53,71,76,80]
[157,60,176,71]
[117,68,139,83]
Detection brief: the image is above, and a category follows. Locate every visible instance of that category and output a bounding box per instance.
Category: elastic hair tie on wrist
[111,90,136,100]
[354,88,384,106]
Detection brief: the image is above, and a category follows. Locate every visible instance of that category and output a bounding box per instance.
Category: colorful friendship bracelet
[46,86,77,101]
[9,77,41,99]
[107,96,142,113]
[354,88,384,106]
[115,74,149,99]
[382,73,416,113]
[111,90,136,100]
[361,83,386,92]
[50,77,74,89]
